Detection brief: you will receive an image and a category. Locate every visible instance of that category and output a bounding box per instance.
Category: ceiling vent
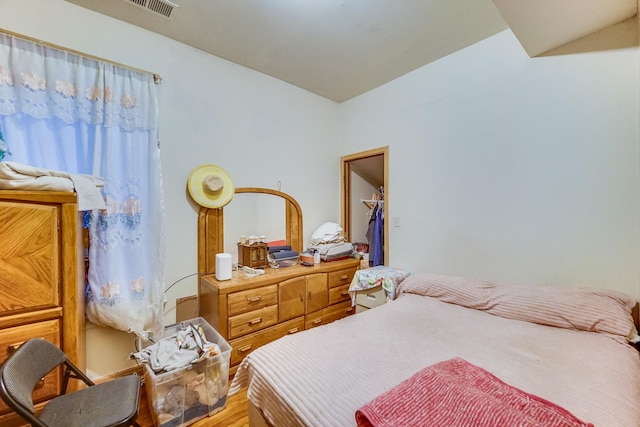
[123,0,179,19]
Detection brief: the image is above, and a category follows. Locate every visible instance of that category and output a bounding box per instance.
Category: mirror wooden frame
[197,187,303,274]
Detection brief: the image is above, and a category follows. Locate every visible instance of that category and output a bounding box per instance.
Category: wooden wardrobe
[0,190,85,426]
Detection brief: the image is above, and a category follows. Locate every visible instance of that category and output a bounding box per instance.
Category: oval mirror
[223,192,285,258]
[197,187,303,274]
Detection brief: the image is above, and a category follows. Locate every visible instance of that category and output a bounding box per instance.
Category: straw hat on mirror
[187,164,235,209]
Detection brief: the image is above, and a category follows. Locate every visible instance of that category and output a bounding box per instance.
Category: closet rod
[0,27,162,85]
[362,199,383,209]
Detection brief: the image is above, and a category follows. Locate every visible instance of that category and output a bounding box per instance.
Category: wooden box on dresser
[0,190,85,427]
[199,258,358,375]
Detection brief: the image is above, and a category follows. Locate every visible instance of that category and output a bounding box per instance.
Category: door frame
[340,146,389,266]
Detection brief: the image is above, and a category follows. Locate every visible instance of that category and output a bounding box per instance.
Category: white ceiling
[65,0,637,103]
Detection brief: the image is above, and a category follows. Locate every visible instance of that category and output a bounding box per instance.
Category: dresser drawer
[328,267,357,289]
[0,402,48,427]
[228,305,278,339]
[227,285,278,317]
[329,283,351,305]
[305,300,355,330]
[355,285,386,309]
[0,319,61,416]
[229,317,304,366]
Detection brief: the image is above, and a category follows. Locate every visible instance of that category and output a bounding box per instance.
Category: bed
[229,272,640,426]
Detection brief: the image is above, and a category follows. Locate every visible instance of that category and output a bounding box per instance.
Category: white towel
[310,222,346,245]
[0,161,106,211]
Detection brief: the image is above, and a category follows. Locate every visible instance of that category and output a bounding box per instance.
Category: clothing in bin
[131,318,231,427]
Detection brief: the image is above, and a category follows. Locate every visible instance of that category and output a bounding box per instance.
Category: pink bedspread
[355,358,593,427]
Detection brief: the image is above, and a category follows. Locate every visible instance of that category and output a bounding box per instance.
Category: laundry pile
[131,323,220,374]
[307,222,355,262]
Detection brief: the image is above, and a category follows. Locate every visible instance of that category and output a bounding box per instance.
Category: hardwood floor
[135,384,249,427]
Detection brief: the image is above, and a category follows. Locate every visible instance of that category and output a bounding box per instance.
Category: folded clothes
[310,222,346,246]
[309,242,354,257]
[268,245,292,253]
[271,250,298,259]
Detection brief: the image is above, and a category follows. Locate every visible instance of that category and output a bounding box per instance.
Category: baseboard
[93,365,145,385]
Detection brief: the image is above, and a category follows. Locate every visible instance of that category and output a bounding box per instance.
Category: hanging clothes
[366,191,384,267]
[372,202,384,266]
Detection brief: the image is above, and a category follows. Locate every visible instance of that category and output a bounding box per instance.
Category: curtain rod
[0,27,162,85]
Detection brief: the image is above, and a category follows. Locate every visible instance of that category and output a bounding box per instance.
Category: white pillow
[397,273,637,340]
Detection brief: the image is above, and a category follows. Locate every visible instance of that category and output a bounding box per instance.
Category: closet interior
[341,147,388,266]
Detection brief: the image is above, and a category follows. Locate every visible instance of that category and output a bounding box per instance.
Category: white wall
[339,19,640,297]
[0,0,341,378]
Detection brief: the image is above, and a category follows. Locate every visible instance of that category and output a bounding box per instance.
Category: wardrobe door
[279,277,305,322]
[0,201,60,313]
[305,273,328,314]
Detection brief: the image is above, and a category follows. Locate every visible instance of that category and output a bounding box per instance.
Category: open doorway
[341,146,389,266]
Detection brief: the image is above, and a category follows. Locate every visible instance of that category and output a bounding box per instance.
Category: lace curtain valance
[0,33,157,131]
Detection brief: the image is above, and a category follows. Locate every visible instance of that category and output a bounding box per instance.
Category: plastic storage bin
[268,253,298,268]
[145,317,231,427]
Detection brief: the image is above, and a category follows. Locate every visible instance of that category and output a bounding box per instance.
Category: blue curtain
[0,33,165,337]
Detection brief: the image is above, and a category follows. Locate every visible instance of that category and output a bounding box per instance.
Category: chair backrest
[0,338,67,414]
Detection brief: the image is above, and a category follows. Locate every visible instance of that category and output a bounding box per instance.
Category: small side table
[348,266,411,313]
[354,285,387,313]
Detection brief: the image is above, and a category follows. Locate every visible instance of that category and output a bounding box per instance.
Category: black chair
[0,338,141,427]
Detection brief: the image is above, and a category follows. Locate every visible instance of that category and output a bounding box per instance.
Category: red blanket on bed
[355,358,593,427]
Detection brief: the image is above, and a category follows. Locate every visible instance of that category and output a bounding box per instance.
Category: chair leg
[59,359,96,395]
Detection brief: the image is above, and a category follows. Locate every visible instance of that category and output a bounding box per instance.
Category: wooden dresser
[0,191,85,426]
[199,259,358,374]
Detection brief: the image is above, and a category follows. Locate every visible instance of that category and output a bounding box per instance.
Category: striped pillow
[397,273,637,340]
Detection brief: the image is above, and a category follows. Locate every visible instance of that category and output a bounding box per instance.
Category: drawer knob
[249,317,263,325]
[238,345,253,354]
[8,341,46,388]
[340,275,349,281]
[287,327,299,334]
[340,291,349,297]
[7,342,24,354]
[312,319,322,325]
[247,295,262,303]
